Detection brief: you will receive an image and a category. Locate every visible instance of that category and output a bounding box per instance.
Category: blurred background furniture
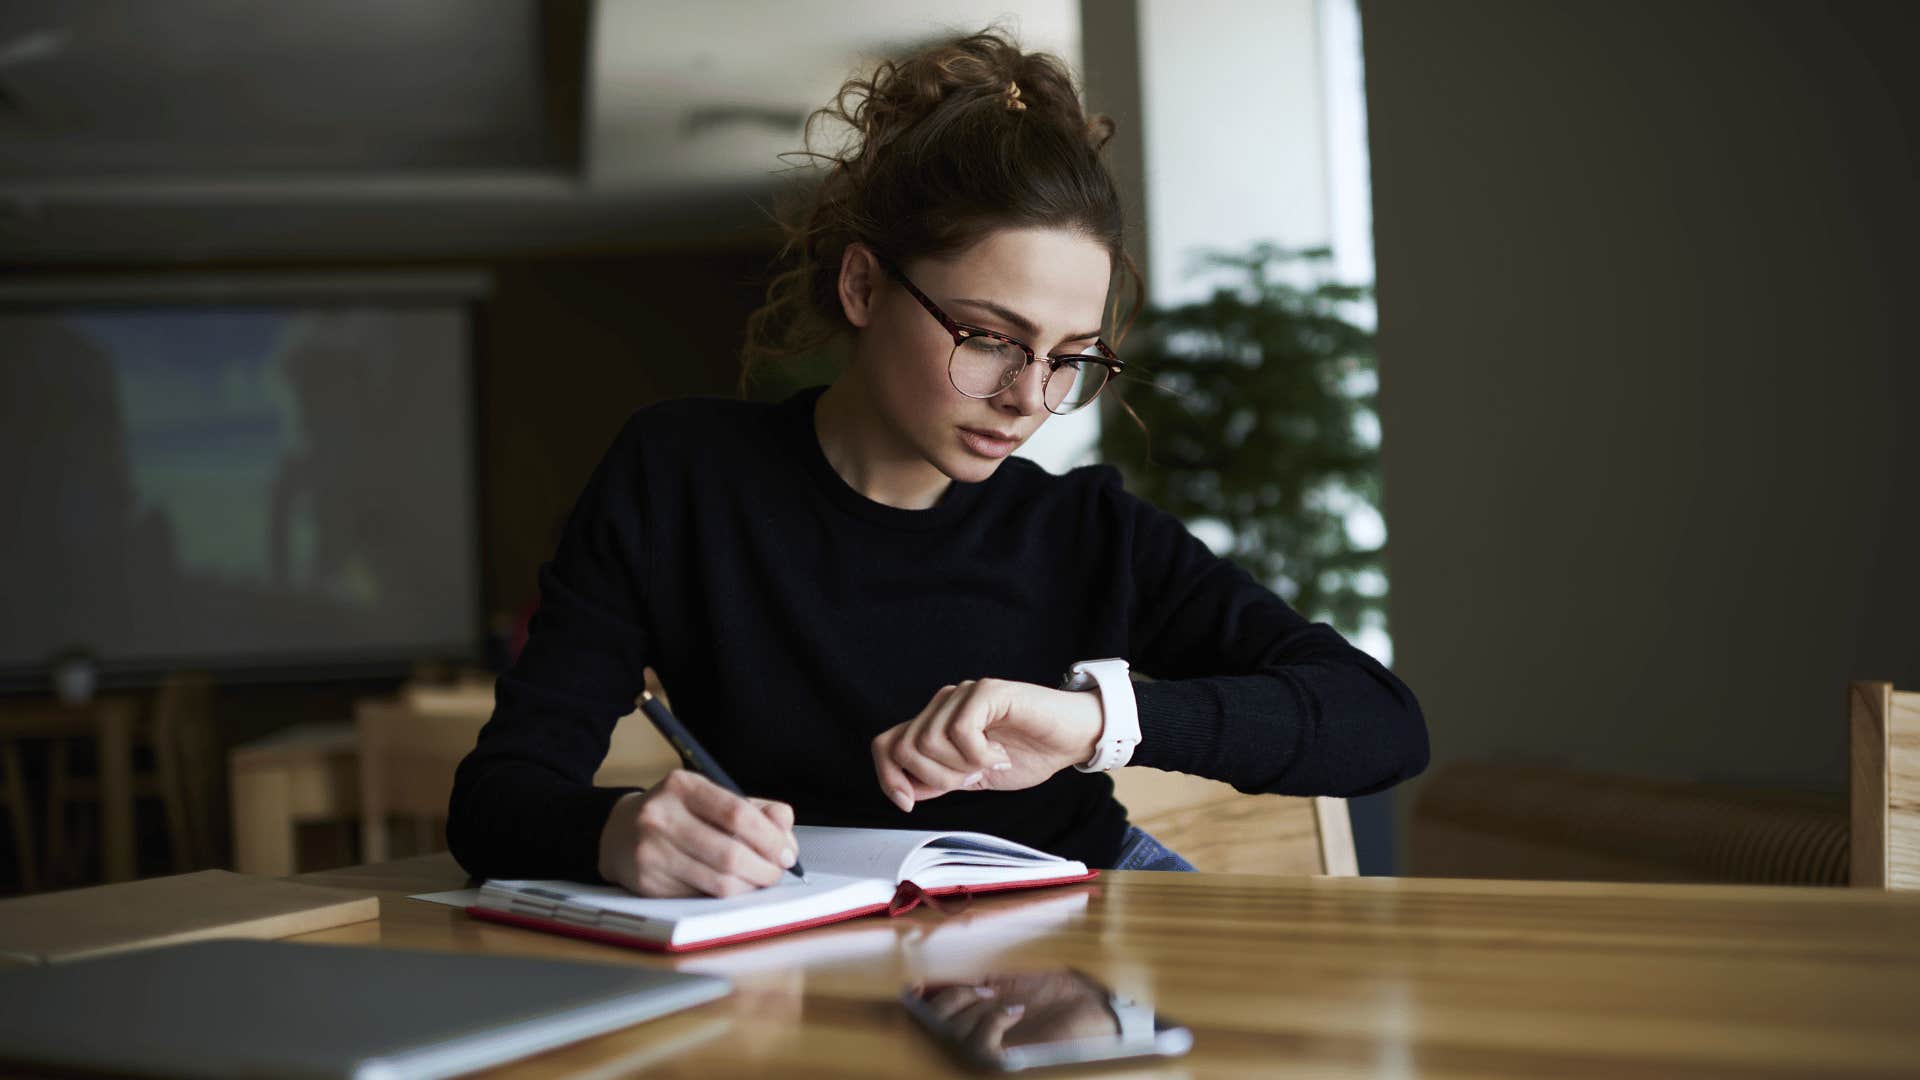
[1410,759,1848,885]
[0,697,137,885]
[1109,768,1355,875]
[230,670,683,876]
[356,674,680,865]
[45,673,218,886]
[1850,680,1919,890]
[228,723,362,878]
[0,736,36,892]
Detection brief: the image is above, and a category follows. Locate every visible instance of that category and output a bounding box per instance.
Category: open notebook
[468,826,1097,953]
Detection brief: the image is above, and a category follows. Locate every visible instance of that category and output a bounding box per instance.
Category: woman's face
[849,226,1113,485]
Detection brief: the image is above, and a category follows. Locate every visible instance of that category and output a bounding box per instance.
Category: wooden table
[0,698,137,882]
[290,855,1920,1077]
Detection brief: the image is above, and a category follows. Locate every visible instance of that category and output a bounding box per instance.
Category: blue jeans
[1113,825,1197,872]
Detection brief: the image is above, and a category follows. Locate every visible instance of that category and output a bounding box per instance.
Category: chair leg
[411,815,438,857]
[152,673,217,871]
[44,740,69,887]
[2,743,37,893]
[336,819,358,868]
[152,719,192,873]
[180,710,220,869]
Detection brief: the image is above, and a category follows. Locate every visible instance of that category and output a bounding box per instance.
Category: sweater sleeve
[446,414,656,882]
[1108,471,1429,797]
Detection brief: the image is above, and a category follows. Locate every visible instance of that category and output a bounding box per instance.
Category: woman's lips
[958,426,1018,459]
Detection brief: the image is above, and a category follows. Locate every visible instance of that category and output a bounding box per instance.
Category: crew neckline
[779,384,989,531]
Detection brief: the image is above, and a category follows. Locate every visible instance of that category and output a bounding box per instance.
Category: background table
[292,855,1920,1077]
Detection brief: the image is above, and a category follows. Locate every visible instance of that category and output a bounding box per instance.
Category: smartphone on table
[901,969,1193,1072]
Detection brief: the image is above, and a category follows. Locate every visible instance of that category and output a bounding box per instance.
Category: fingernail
[973,986,998,999]
[962,771,983,787]
[891,787,914,812]
[991,762,1013,771]
[1002,1004,1025,1018]
[780,848,796,868]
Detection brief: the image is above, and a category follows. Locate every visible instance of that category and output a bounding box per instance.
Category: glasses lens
[1045,356,1111,414]
[949,335,1022,398]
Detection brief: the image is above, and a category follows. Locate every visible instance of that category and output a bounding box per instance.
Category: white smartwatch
[1060,657,1140,773]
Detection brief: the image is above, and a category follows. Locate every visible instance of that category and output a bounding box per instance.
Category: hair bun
[740,29,1141,392]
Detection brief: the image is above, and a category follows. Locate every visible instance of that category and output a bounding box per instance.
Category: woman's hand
[870,678,1104,812]
[597,769,798,897]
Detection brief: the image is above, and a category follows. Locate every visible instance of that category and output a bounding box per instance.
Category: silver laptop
[0,939,730,1079]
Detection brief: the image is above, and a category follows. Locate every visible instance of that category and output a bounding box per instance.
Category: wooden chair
[228,723,361,877]
[230,671,686,876]
[45,673,216,883]
[1850,681,1920,890]
[356,689,681,864]
[0,737,35,892]
[1109,769,1357,875]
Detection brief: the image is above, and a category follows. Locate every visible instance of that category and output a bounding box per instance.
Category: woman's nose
[996,357,1050,414]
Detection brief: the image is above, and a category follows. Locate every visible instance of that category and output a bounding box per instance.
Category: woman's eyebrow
[950,297,1102,343]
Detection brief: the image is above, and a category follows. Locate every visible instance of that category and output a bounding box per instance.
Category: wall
[1138,0,1332,303]
[1361,0,1920,851]
[477,248,773,617]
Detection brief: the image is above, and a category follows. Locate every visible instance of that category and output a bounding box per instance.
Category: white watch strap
[1108,994,1157,1049]
[1063,658,1139,773]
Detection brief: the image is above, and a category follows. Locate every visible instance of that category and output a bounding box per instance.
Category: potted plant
[1100,244,1386,643]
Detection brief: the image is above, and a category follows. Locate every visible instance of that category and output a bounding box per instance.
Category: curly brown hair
[738,29,1143,394]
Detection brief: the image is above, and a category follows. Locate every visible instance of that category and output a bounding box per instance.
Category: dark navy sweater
[448,385,1427,879]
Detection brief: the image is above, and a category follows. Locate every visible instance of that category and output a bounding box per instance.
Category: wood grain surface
[289,854,1920,1078]
[1110,767,1351,875]
[1851,683,1920,890]
[1892,690,1920,889]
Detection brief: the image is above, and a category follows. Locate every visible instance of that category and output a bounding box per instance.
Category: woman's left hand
[870,678,1104,812]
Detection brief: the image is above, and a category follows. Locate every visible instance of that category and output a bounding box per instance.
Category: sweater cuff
[555,784,646,883]
[1125,674,1312,792]
[1126,679,1224,774]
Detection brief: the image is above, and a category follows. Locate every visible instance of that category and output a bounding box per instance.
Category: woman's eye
[961,337,1017,358]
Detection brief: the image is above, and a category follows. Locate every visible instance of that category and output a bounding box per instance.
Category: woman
[448,31,1426,898]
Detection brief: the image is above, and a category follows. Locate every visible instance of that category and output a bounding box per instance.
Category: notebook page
[903,862,1088,889]
[899,831,1080,879]
[481,827,1086,944]
[793,827,1083,885]
[793,826,960,881]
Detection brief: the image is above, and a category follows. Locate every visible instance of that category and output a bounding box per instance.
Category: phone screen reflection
[905,969,1188,1070]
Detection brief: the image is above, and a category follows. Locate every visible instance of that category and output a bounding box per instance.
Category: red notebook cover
[465,869,1100,954]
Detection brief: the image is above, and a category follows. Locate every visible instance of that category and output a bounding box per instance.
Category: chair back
[355,682,681,863]
[149,672,217,869]
[1850,681,1920,889]
[1108,768,1356,875]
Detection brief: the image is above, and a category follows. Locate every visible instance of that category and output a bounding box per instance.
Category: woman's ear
[838,243,880,329]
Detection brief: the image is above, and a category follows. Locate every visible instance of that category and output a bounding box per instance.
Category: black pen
[637,689,809,884]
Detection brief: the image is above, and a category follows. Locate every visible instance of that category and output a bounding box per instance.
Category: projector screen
[0,301,479,682]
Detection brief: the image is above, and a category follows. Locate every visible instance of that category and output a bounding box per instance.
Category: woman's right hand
[596,769,799,897]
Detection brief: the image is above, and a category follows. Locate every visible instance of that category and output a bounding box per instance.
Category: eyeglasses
[879,257,1124,415]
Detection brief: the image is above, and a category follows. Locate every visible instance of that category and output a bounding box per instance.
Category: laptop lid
[0,938,730,1079]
